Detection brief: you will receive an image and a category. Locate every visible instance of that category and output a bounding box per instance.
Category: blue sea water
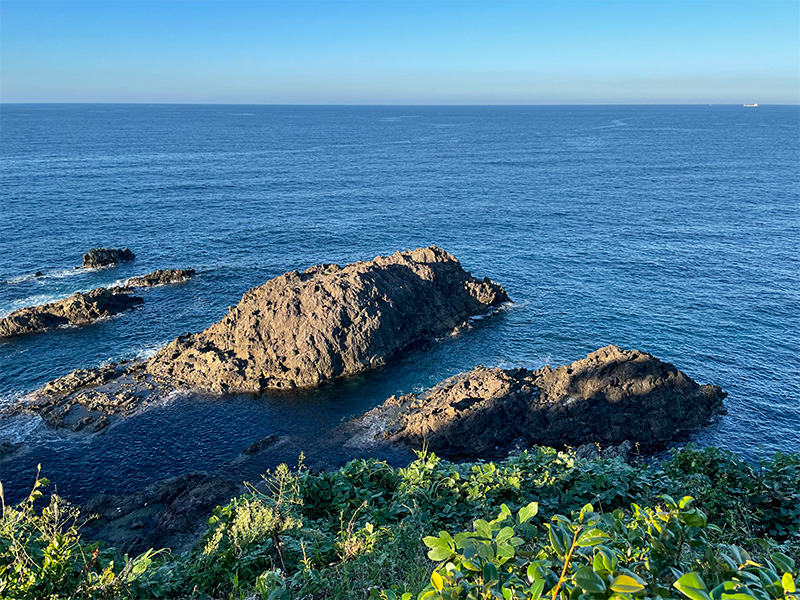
[0,104,798,504]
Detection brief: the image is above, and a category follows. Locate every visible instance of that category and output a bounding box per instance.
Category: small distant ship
[743,103,759,107]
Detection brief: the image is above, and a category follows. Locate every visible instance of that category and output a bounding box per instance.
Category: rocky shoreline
[0,287,144,338]
[7,246,509,430]
[346,345,726,458]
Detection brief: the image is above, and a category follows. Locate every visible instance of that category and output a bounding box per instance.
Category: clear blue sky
[1,1,798,104]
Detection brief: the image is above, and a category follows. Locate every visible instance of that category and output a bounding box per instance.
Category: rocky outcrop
[145,246,509,392]
[351,346,726,458]
[0,288,144,338]
[9,247,508,431]
[80,472,240,555]
[14,361,165,432]
[126,269,195,288]
[82,247,135,268]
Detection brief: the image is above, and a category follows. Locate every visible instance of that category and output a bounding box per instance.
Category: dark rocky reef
[0,288,144,338]
[82,247,135,269]
[125,269,195,288]
[145,246,508,392]
[78,435,285,554]
[350,345,726,458]
[9,247,508,431]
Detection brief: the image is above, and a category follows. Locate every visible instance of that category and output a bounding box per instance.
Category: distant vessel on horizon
[743,102,759,107]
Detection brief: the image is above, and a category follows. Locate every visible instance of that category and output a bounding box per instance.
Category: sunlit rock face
[146,246,510,392]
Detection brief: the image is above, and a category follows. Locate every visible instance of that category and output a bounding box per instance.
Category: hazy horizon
[1,1,798,105]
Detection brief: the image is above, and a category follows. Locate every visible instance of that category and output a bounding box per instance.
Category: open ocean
[0,104,798,504]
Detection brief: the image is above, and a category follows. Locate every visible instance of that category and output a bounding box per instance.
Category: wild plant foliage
[0,446,798,599]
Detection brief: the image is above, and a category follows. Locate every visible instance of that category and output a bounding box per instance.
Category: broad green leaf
[782,573,795,594]
[771,552,796,575]
[528,579,546,599]
[483,562,498,584]
[475,519,493,540]
[611,574,645,594]
[675,572,711,600]
[575,566,607,594]
[577,529,610,547]
[519,502,539,523]
[496,526,515,545]
[431,571,444,592]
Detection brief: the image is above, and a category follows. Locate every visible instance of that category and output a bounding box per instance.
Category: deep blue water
[1,104,798,504]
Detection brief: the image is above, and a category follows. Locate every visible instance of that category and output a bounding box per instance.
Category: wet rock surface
[351,345,726,458]
[0,288,144,338]
[125,269,195,288]
[82,247,136,268]
[7,361,167,432]
[145,246,508,392]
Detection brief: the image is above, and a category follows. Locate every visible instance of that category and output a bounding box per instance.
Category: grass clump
[0,446,798,599]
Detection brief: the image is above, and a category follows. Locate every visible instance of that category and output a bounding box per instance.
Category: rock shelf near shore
[82,247,136,268]
[9,246,509,430]
[0,288,144,338]
[350,345,726,458]
[125,269,195,288]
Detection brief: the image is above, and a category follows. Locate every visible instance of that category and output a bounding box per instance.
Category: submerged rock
[80,472,240,555]
[126,269,195,288]
[352,345,726,458]
[145,246,509,392]
[0,288,144,338]
[82,247,135,268]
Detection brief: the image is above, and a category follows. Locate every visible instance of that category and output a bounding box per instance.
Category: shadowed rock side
[351,346,726,458]
[0,288,144,338]
[145,246,509,392]
[8,247,508,431]
[125,269,195,288]
[82,247,136,268]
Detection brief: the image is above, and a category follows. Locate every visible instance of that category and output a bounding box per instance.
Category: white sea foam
[0,413,43,443]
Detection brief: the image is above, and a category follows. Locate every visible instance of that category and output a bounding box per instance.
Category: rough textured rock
[352,346,726,458]
[82,247,135,268]
[0,288,144,338]
[145,246,509,392]
[9,361,163,432]
[9,247,508,431]
[126,269,195,288]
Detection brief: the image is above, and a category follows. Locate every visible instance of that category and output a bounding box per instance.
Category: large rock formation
[9,247,508,430]
[351,346,726,458]
[82,247,135,268]
[125,269,195,288]
[0,288,144,338]
[145,246,509,392]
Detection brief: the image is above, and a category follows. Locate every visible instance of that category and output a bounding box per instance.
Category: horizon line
[1,102,797,107]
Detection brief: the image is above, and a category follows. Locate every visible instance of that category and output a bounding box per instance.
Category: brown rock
[126,269,195,288]
[353,345,726,458]
[0,288,144,338]
[82,247,135,268]
[145,246,509,392]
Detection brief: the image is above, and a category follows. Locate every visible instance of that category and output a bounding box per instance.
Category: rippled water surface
[1,104,798,503]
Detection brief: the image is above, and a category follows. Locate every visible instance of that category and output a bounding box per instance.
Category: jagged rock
[126,269,195,288]
[575,440,635,462]
[82,247,135,268]
[11,247,507,430]
[145,246,508,392]
[352,346,726,458]
[0,288,144,338]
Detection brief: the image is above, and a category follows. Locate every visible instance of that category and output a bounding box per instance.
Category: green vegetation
[1,445,798,599]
